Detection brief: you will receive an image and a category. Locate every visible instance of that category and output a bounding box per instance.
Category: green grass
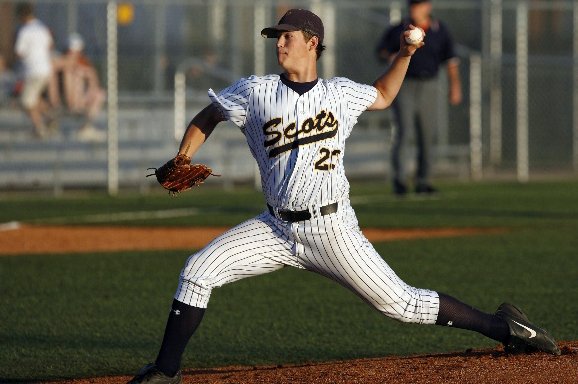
[0,180,577,381]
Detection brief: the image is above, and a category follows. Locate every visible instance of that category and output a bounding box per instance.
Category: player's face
[276,31,311,70]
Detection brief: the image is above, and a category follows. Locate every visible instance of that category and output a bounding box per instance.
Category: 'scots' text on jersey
[263,109,338,158]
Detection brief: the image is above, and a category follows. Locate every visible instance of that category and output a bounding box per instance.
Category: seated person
[53,33,106,142]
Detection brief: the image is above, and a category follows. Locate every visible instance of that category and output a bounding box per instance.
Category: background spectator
[52,32,106,142]
[14,2,57,138]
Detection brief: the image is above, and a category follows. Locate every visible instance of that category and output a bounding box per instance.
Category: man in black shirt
[377,0,462,195]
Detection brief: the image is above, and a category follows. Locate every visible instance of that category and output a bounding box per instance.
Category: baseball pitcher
[130,8,559,384]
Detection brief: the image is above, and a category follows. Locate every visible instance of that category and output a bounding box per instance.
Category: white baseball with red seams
[405,27,424,45]
[174,75,440,324]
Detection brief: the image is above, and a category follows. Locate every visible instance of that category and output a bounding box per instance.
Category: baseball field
[1,180,577,383]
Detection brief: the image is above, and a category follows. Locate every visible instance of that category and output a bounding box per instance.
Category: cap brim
[261,24,300,38]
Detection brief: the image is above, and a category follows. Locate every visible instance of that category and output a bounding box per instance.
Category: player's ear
[308,35,319,51]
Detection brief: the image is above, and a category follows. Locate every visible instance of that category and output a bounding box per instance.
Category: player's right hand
[399,24,425,57]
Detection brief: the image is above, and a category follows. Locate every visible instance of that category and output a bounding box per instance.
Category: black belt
[267,202,338,222]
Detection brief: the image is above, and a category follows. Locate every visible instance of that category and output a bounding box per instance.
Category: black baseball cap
[261,9,324,44]
[408,0,431,4]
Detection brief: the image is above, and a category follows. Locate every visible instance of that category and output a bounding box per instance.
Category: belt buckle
[318,202,338,217]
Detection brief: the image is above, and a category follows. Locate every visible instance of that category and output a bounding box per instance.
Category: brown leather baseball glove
[147,154,218,195]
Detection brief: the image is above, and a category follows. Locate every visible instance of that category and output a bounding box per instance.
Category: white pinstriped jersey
[208,75,377,210]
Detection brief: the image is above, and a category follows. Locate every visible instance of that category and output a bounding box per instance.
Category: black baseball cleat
[127,363,182,384]
[393,179,408,196]
[495,303,561,356]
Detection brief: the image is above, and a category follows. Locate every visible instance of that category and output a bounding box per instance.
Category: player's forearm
[370,26,423,110]
[177,104,222,158]
[370,53,411,110]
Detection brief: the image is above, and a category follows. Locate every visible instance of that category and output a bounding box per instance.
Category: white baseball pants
[175,200,439,324]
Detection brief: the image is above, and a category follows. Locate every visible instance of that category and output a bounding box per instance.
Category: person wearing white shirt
[14,2,55,138]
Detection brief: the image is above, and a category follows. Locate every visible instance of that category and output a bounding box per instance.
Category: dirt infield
[0,224,504,255]
[4,225,575,383]
[41,342,578,384]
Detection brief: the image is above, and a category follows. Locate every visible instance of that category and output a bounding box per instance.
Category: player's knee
[372,288,439,325]
[175,276,212,308]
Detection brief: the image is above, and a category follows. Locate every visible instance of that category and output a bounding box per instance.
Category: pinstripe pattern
[176,202,439,323]
[176,75,440,324]
[176,213,295,308]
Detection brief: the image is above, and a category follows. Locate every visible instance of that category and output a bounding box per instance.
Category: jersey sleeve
[208,76,261,128]
[331,77,377,129]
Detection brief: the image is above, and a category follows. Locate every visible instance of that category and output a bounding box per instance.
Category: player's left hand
[146,154,219,195]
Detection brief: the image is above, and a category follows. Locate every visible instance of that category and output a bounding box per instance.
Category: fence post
[489,0,503,168]
[469,54,483,181]
[516,0,529,182]
[574,1,578,173]
[253,1,267,190]
[174,71,186,141]
[311,0,336,79]
[107,1,119,195]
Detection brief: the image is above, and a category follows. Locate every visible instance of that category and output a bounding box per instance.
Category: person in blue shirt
[377,0,462,195]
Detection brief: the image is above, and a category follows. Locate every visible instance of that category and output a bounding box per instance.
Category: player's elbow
[368,91,394,111]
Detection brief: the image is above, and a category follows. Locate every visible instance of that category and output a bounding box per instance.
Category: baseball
[405,28,424,45]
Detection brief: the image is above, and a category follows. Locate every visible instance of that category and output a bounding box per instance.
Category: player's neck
[280,73,318,95]
[282,65,318,83]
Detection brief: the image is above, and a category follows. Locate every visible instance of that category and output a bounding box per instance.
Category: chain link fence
[0,0,576,192]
